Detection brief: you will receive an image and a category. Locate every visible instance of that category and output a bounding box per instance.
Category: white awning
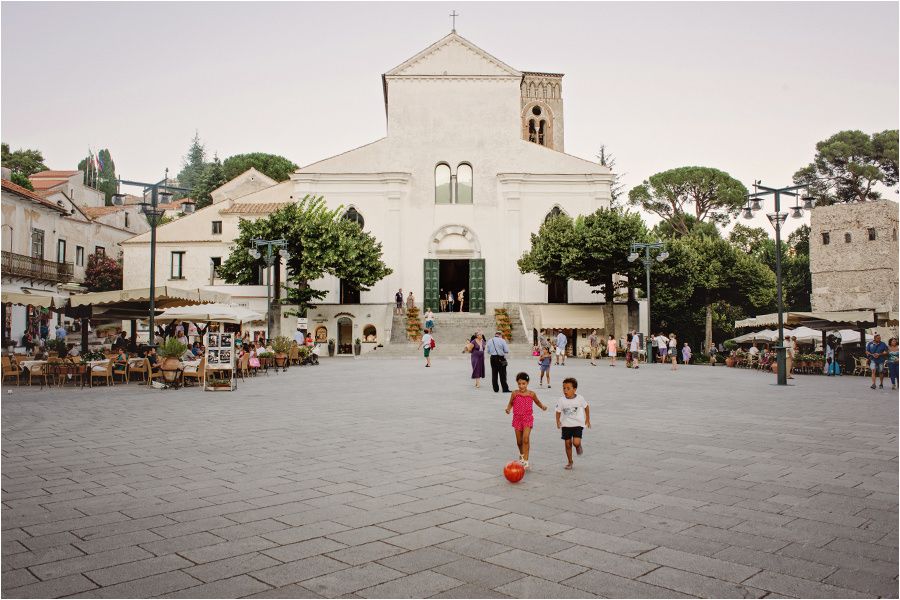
[69,287,230,308]
[1,291,60,308]
[155,304,265,325]
[736,310,876,329]
[536,305,605,330]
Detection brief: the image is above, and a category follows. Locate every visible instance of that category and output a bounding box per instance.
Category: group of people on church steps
[438,288,466,312]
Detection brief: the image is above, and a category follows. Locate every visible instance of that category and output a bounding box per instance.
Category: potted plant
[297,345,311,364]
[271,336,292,369]
[327,338,335,357]
[158,337,187,383]
[353,338,362,356]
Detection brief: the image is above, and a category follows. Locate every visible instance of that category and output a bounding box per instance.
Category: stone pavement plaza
[2,357,897,599]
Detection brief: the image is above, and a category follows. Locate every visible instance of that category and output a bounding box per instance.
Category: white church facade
[122,32,619,349]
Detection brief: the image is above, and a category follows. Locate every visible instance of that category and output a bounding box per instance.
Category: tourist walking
[681,342,692,364]
[439,289,447,313]
[866,333,888,389]
[628,331,640,369]
[555,330,567,365]
[505,372,547,469]
[447,290,455,313]
[668,333,678,370]
[424,308,435,332]
[656,332,668,363]
[538,344,552,388]
[395,289,403,315]
[469,332,486,388]
[607,335,617,366]
[588,330,599,366]
[406,292,416,311]
[887,337,899,391]
[418,328,435,367]
[487,330,511,393]
[785,336,796,379]
[457,289,465,312]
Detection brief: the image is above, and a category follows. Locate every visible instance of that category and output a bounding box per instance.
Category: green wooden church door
[468,258,485,314]
[423,259,439,312]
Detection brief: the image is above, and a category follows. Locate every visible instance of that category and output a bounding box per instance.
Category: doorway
[337,317,352,354]
[440,259,469,311]
[548,276,568,303]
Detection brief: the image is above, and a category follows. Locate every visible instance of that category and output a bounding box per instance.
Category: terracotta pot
[162,357,181,382]
[725,357,735,368]
[771,362,778,374]
[275,353,287,367]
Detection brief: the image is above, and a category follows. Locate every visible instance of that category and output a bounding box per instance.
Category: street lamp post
[741,181,813,386]
[249,239,289,339]
[112,170,193,347]
[628,241,669,364]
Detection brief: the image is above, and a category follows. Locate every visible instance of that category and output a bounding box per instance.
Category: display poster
[205,332,235,368]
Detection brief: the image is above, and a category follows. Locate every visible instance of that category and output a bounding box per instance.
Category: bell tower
[521,72,564,151]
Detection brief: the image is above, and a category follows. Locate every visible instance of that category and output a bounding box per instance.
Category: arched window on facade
[343,207,364,228]
[456,163,473,204]
[435,163,452,204]
[545,206,564,223]
[528,120,538,143]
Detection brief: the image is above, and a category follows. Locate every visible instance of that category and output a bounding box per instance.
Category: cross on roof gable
[384,32,521,78]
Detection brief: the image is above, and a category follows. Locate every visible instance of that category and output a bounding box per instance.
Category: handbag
[466,342,474,353]
[430,338,436,349]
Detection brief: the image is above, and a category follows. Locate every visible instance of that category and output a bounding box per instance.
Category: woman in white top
[668,334,678,370]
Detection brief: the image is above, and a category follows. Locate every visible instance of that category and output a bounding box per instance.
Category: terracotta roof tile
[82,205,127,218]
[1,179,70,213]
[30,170,79,178]
[219,202,290,215]
[30,178,67,190]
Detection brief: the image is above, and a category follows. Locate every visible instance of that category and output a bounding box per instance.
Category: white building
[1,170,141,347]
[122,32,619,352]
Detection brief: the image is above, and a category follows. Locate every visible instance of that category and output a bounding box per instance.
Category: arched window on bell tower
[523,104,552,148]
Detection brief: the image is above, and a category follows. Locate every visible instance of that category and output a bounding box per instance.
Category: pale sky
[2,1,897,235]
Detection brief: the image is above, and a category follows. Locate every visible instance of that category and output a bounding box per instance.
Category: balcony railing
[1,251,74,283]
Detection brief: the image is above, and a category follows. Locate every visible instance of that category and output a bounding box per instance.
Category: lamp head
[627,252,639,263]
[802,195,814,209]
[742,207,754,220]
[750,199,762,211]
[181,200,196,214]
[111,193,125,206]
[249,248,261,260]
[656,251,669,262]
[157,190,173,205]
[791,207,803,219]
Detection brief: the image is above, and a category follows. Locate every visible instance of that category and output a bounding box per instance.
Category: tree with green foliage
[176,132,207,193]
[222,153,298,183]
[1,142,47,176]
[728,223,770,255]
[652,233,775,354]
[218,196,392,313]
[191,156,227,209]
[597,145,625,204]
[10,171,34,190]
[793,130,899,205]
[83,251,123,292]
[519,207,648,335]
[628,166,748,236]
[77,148,117,204]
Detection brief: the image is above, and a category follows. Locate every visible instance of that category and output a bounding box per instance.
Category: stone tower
[520,72,564,151]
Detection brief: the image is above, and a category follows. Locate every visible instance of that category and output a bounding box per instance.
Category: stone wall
[809,200,899,314]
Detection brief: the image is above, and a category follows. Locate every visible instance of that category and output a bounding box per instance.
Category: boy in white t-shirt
[555,377,591,470]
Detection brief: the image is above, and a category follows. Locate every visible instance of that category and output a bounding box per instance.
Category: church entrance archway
[425,225,485,314]
[337,317,352,355]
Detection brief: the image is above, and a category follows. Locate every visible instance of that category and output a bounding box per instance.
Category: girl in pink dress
[504,372,548,469]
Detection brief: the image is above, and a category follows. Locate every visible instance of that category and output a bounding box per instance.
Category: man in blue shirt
[486,330,511,393]
[555,330,567,366]
[866,333,888,390]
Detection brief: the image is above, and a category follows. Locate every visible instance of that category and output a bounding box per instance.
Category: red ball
[504,460,525,483]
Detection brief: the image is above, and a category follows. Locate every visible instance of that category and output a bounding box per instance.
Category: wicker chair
[90,360,114,387]
[144,358,162,386]
[183,357,206,387]
[3,356,21,386]
[112,358,129,384]
[29,362,51,387]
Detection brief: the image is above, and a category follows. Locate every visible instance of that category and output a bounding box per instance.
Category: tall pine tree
[176,132,207,195]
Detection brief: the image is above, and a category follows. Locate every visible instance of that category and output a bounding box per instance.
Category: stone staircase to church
[362,306,533,359]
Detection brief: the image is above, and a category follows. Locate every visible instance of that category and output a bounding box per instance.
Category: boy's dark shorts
[561,426,583,440]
